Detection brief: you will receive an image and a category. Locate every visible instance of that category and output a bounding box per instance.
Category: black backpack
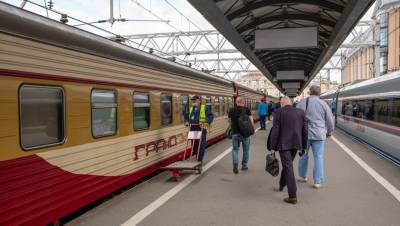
[238,108,254,138]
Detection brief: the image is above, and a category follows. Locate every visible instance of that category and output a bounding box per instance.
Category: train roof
[234,83,263,95]
[0,2,234,87]
[337,70,400,98]
[320,90,338,99]
[233,82,279,100]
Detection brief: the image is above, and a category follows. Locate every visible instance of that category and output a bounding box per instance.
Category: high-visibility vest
[189,104,208,129]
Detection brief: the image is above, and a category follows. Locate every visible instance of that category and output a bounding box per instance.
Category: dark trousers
[259,115,266,129]
[193,129,207,161]
[279,149,297,198]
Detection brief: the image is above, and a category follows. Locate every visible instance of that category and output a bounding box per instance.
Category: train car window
[92,90,117,137]
[221,97,225,116]
[358,100,375,120]
[392,98,400,126]
[161,94,173,126]
[342,101,354,116]
[133,92,150,130]
[205,96,212,107]
[228,97,233,111]
[19,85,65,150]
[226,97,230,114]
[180,95,189,123]
[214,97,220,117]
[374,99,391,124]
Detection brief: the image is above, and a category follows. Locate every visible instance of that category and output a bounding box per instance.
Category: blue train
[320,71,400,164]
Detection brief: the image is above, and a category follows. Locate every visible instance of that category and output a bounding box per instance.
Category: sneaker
[241,166,248,171]
[233,163,239,174]
[297,177,308,183]
[313,184,321,189]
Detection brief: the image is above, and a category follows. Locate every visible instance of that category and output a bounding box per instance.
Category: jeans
[259,115,267,129]
[232,133,250,167]
[192,129,207,161]
[298,140,325,184]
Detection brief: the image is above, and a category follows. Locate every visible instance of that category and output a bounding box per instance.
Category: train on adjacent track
[0,3,278,225]
[320,71,400,165]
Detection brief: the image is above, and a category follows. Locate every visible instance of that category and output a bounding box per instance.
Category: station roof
[188,0,375,96]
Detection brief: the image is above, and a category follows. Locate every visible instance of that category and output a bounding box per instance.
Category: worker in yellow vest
[184,95,214,162]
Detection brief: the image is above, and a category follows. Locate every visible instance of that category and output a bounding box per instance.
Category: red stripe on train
[0,134,225,226]
[337,114,400,136]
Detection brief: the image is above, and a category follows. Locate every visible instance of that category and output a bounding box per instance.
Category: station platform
[68,123,400,226]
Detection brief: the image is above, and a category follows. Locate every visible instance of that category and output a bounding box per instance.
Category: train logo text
[133,133,186,161]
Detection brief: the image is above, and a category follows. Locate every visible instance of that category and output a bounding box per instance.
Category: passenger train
[0,3,278,225]
[321,71,400,165]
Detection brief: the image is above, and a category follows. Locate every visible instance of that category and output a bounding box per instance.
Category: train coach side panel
[0,32,234,224]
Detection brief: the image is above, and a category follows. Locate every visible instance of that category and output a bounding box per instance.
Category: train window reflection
[340,98,400,127]
[133,92,150,131]
[20,85,65,150]
[161,94,172,126]
[227,97,233,111]
[180,95,188,123]
[92,90,117,137]
[392,98,400,126]
[205,96,211,106]
[214,97,220,117]
[221,97,225,116]
[375,99,391,124]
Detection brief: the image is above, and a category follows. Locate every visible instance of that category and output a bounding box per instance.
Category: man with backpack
[228,97,254,174]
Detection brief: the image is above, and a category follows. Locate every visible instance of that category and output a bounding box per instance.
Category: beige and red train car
[0,3,276,225]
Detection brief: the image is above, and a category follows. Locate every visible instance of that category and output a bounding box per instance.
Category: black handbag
[265,152,279,177]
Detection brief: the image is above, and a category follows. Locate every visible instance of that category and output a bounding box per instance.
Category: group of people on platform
[183,85,334,205]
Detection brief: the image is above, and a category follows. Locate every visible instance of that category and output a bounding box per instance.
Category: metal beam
[237,13,336,34]
[264,56,316,65]
[261,52,318,63]
[257,48,322,59]
[188,0,279,90]
[305,0,375,92]
[226,0,344,20]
